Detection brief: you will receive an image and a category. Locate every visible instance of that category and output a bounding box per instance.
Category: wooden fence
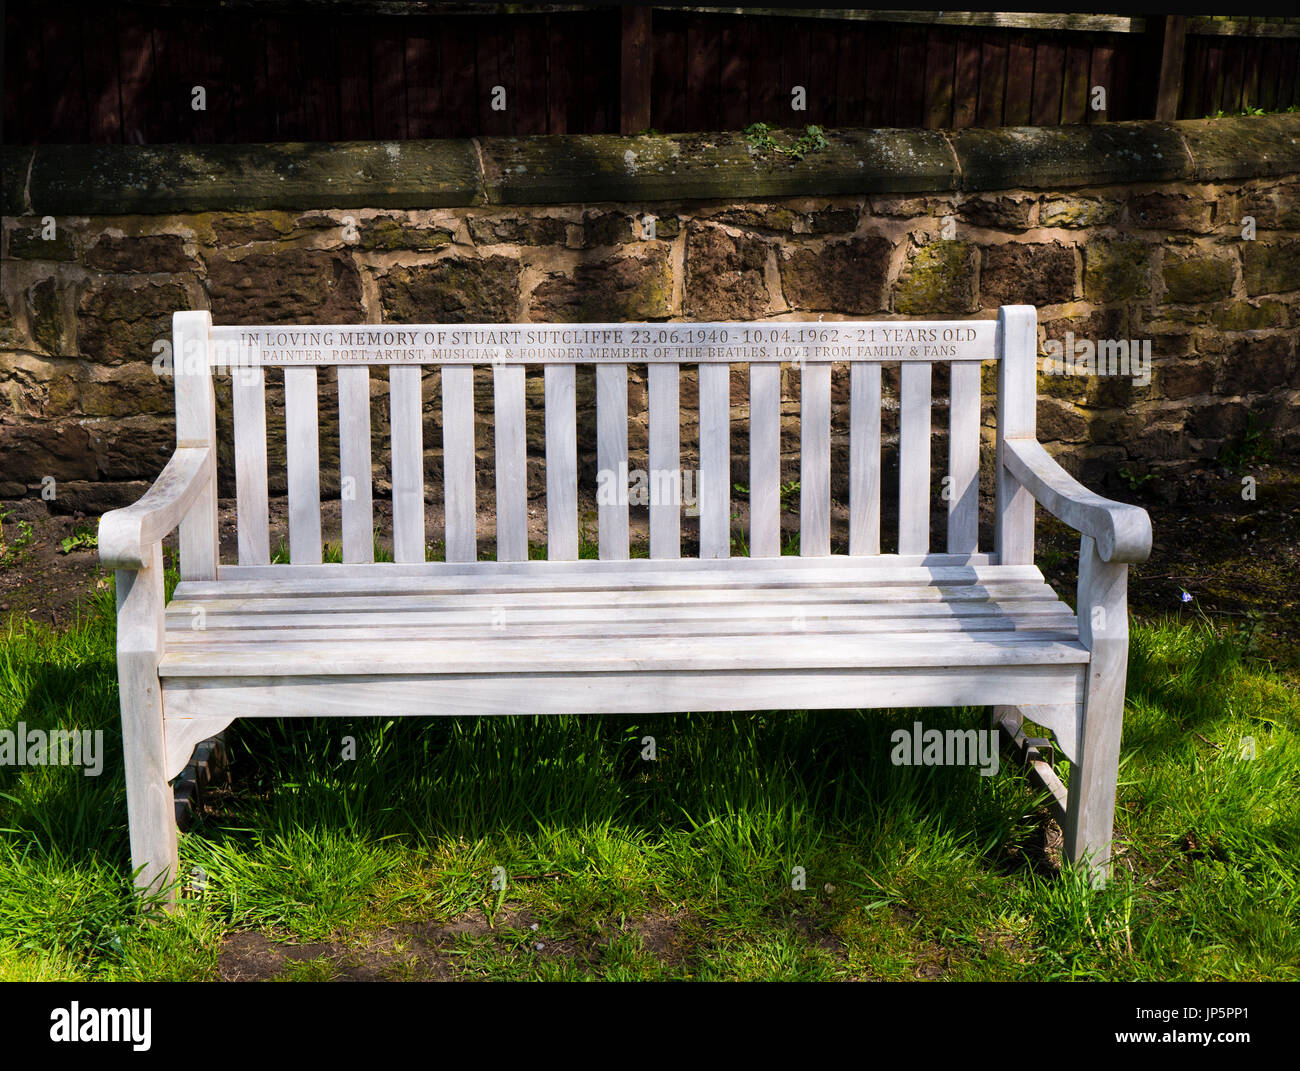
[5,5,1300,144]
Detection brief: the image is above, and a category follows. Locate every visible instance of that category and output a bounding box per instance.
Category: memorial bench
[100,306,1152,909]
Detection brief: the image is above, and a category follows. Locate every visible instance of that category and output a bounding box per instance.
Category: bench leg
[1063,536,1129,888]
[116,547,179,912]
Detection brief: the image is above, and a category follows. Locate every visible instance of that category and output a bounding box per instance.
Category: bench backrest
[169,306,1040,580]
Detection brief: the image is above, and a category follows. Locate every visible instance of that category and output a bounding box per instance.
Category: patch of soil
[215,905,699,981]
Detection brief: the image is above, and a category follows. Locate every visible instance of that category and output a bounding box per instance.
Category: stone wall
[1,116,1298,523]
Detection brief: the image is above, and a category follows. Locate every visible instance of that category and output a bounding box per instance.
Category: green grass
[0,562,1296,981]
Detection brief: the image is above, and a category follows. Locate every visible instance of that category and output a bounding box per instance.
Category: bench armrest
[99,447,213,571]
[1003,438,1152,564]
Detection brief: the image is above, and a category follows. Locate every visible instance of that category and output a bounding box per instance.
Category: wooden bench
[100,306,1152,908]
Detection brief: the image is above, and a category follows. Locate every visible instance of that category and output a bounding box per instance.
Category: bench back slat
[176,311,219,580]
[747,363,782,558]
[799,362,832,557]
[441,366,477,562]
[493,364,528,562]
[189,315,1028,569]
[596,364,630,560]
[647,363,681,560]
[232,365,271,566]
[849,362,882,556]
[947,361,982,555]
[898,362,933,555]
[544,364,579,560]
[337,367,375,564]
[389,366,424,563]
[697,363,731,560]
[284,366,323,564]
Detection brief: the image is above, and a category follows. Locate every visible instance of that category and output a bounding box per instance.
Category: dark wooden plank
[863,22,896,127]
[152,8,190,143]
[45,6,88,141]
[117,8,154,144]
[338,15,374,140]
[719,17,751,130]
[81,6,123,142]
[652,12,687,131]
[369,15,406,139]
[1030,38,1065,125]
[922,26,955,129]
[834,23,866,128]
[1202,40,1225,116]
[781,18,811,125]
[951,35,980,129]
[1088,40,1116,123]
[9,1,39,142]
[189,12,221,143]
[686,14,721,131]
[894,25,926,128]
[1110,32,1137,121]
[620,6,653,133]
[440,16,476,139]
[547,13,574,134]
[1241,35,1263,111]
[1275,39,1299,110]
[514,16,548,136]
[581,10,614,133]
[478,16,509,136]
[303,19,339,142]
[1258,39,1279,113]
[1060,38,1091,124]
[1004,33,1035,126]
[976,31,1008,127]
[807,20,838,127]
[405,23,440,138]
[1222,38,1246,114]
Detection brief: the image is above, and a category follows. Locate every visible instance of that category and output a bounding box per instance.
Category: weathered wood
[898,362,932,555]
[545,364,578,559]
[995,305,1037,566]
[800,363,832,556]
[1147,15,1187,121]
[442,365,476,563]
[233,366,271,566]
[698,363,731,559]
[109,306,1152,903]
[648,362,681,559]
[597,364,630,561]
[849,362,881,555]
[164,664,1085,722]
[493,364,528,562]
[338,366,374,564]
[389,366,424,563]
[284,367,323,565]
[116,542,178,910]
[174,311,218,579]
[947,360,980,554]
[620,6,653,133]
[1065,534,1129,885]
[748,363,782,558]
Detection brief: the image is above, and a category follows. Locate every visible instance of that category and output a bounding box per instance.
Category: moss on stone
[893,241,976,315]
[1162,254,1235,304]
[1083,240,1153,302]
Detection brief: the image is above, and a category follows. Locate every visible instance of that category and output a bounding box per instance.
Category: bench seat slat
[160,630,1089,676]
[163,665,1083,720]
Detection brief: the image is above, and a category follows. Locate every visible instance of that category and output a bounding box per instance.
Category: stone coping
[3,115,1299,216]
